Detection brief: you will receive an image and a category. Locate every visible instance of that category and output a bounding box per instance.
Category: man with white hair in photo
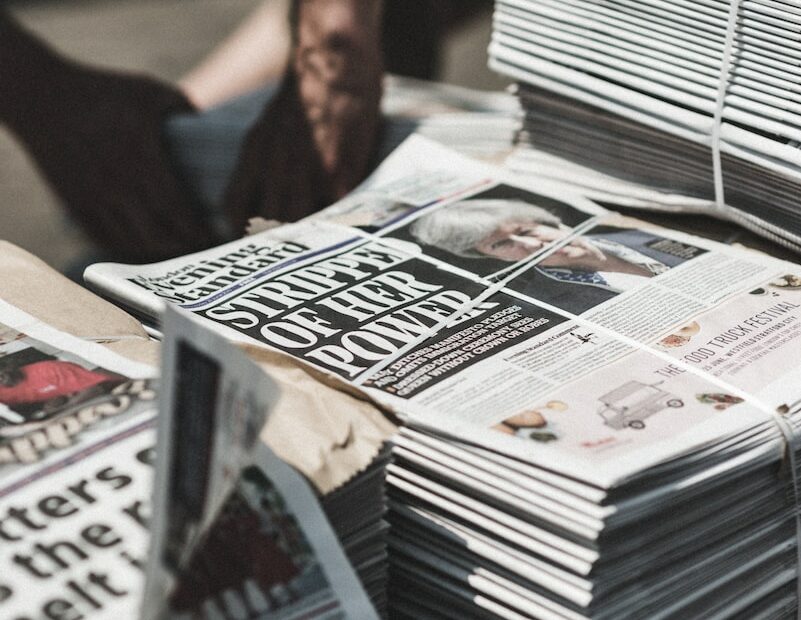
[409,199,686,312]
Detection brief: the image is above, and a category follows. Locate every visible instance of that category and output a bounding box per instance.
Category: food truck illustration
[598,381,684,430]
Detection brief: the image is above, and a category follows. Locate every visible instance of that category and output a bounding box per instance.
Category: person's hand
[224,0,384,232]
[0,14,218,261]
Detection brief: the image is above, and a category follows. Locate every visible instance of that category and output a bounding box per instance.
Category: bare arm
[180,0,292,110]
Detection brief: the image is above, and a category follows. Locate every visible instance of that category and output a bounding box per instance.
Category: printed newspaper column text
[0,429,155,619]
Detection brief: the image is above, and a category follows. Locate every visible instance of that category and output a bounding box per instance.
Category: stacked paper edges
[490,0,801,251]
[387,421,801,619]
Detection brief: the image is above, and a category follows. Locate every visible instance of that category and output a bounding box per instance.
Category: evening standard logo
[127,242,308,305]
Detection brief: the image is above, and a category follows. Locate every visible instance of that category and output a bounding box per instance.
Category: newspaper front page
[145,308,377,620]
[0,301,157,619]
[85,137,801,489]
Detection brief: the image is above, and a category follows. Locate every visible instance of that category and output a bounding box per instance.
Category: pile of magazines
[488,0,801,250]
[86,137,801,618]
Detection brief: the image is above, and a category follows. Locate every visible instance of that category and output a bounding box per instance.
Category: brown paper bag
[244,345,398,494]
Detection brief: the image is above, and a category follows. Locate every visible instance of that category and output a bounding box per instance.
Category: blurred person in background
[0,0,487,265]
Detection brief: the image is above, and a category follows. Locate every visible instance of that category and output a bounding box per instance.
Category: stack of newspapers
[387,427,801,619]
[85,137,801,617]
[488,0,801,250]
[0,244,389,619]
[388,420,801,619]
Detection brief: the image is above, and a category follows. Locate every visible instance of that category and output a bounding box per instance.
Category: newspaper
[85,136,801,489]
[144,307,377,620]
[488,0,801,251]
[0,300,157,619]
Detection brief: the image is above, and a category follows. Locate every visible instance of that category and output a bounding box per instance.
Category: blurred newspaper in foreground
[0,244,394,619]
[144,308,377,620]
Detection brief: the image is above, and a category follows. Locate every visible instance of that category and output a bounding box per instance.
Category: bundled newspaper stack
[387,416,801,618]
[488,0,801,251]
[86,137,801,618]
[320,446,392,614]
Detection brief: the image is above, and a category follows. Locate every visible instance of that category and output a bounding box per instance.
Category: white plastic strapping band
[711,0,742,211]
[711,0,801,610]
[773,408,801,618]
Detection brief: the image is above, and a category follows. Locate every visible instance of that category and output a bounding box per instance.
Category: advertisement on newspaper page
[145,308,376,620]
[0,301,157,619]
[357,297,768,486]
[650,273,801,408]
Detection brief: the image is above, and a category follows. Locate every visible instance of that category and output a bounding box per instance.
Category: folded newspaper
[145,307,378,619]
[0,244,394,618]
[86,136,801,617]
[0,300,157,619]
[489,0,801,252]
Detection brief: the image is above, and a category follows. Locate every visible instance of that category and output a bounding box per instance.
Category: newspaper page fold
[85,136,801,489]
